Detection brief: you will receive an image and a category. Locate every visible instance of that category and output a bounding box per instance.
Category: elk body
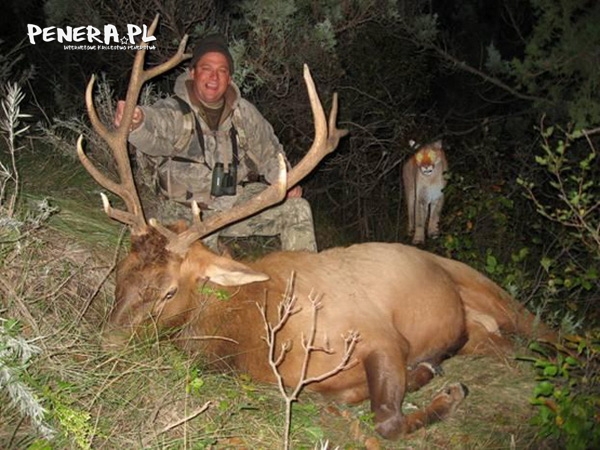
[106,230,555,439]
[79,17,555,441]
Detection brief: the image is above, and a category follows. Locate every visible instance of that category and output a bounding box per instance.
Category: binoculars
[211,162,237,196]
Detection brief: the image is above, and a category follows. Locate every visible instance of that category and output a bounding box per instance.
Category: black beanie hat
[190,34,234,73]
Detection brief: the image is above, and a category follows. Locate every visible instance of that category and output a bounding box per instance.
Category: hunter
[114,34,317,252]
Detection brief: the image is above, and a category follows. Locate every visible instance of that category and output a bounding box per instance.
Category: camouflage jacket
[128,71,286,210]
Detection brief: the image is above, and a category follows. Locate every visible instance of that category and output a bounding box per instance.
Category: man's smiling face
[190,52,231,104]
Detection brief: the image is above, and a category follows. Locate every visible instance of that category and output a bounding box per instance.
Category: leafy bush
[518,125,599,326]
[439,150,537,300]
[526,332,600,449]
[521,124,599,443]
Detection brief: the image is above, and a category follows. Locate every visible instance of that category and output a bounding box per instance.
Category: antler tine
[160,154,288,255]
[327,93,348,151]
[122,15,190,130]
[77,83,145,230]
[78,14,190,234]
[160,65,348,255]
[286,65,348,188]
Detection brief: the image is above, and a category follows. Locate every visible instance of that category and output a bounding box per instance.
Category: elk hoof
[434,383,469,406]
[418,361,444,376]
[438,382,469,400]
[374,414,403,441]
[428,382,469,420]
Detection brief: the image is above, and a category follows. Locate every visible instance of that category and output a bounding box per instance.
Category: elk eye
[163,287,177,301]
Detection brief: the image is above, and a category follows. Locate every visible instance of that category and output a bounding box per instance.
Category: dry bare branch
[257,273,359,450]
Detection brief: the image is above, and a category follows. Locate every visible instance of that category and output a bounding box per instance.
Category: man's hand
[287,185,303,198]
[114,100,144,130]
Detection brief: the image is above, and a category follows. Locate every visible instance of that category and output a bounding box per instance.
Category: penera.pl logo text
[27,23,157,51]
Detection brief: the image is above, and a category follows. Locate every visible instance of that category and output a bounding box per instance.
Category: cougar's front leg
[412,196,428,244]
[427,195,444,239]
[403,177,416,236]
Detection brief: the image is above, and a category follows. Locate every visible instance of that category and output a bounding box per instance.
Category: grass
[0,141,556,449]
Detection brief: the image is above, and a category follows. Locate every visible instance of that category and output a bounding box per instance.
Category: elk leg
[402,382,469,434]
[459,309,514,356]
[365,350,469,440]
[364,349,408,440]
[406,361,444,392]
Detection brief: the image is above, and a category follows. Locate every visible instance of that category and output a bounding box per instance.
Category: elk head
[76,15,347,347]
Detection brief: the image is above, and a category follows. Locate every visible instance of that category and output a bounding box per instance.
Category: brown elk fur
[103,228,556,440]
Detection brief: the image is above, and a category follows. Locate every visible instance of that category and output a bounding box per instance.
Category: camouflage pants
[146,183,317,252]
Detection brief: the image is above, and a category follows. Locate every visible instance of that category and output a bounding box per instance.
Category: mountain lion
[402,140,448,244]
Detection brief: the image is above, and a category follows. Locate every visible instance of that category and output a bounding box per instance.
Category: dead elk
[77,16,556,441]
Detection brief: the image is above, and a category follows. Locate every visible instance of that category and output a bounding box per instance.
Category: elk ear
[204,257,269,286]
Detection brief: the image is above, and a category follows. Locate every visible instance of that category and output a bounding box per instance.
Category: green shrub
[526,332,600,449]
[518,125,599,326]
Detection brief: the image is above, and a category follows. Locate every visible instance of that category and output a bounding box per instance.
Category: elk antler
[156,64,349,255]
[76,14,190,234]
